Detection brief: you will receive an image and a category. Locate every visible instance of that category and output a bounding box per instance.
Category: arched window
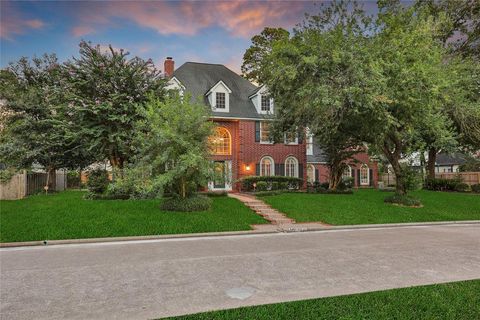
[342,165,352,180]
[209,127,231,155]
[285,156,298,177]
[260,156,274,176]
[307,164,315,183]
[360,164,369,185]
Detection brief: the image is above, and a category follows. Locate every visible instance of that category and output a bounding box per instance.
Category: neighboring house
[165,58,377,191]
[305,137,378,188]
[435,152,466,173]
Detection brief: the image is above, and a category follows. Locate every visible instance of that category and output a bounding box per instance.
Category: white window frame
[284,132,299,145]
[206,80,231,113]
[215,92,226,109]
[260,121,274,144]
[261,95,271,112]
[285,156,299,177]
[342,165,352,180]
[260,156,275,176]
[307,164,315,183]
[360,164,369,186]
[306,133,313,155]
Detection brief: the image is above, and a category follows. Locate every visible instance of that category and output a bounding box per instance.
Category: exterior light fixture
[245,165,251,171]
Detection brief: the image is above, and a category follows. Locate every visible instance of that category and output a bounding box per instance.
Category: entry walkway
[228,193,328,231]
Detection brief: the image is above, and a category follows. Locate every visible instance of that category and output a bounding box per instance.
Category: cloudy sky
[1,1,382,74]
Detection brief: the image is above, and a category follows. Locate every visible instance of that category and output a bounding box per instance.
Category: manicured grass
[261,189,480,225]
[163,280,480,320]
[0,191,267,242]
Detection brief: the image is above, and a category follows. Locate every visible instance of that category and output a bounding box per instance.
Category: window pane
[216,92,225,109]
[360,165,369,185]
[209,127,231,155]
[261,95,270,112]
[260,122,271,143]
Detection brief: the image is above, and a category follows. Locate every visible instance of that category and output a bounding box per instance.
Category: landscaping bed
[0,191,267,243]
[163,279,480,320]
[260,189,480,225]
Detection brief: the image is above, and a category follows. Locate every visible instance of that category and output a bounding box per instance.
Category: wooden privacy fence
[0,170,67,200]
[435,172,480,186]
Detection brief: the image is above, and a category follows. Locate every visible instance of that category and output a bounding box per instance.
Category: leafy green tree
[65,41,165,170]
[241,27,290,82]
[243,1,377,189]
[414,0,480,177]
[0,55,90,190]
[133,94,213,199]
[371,3,459,195]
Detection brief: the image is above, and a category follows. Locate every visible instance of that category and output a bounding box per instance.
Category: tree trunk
[180,177,186,199]
[427,147,437,179]
[44,166,56,194]
[391,159,406,195]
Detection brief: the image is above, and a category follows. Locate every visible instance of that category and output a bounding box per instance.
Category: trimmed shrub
[241,176,303,192]
[424,177,461,191]
[307,182,327,193]
[471,184,480,193]
[86,169,109,194]
[455,182,471,192]
[384,193,422,207]
[161,195,212,212]
[84,192,130,200]
[271,181,279,190]
[340,177,354,190]
[256,181,268,191]
[204,191,228,197]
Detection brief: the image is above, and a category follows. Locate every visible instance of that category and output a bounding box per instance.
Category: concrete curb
[1,220,479,248]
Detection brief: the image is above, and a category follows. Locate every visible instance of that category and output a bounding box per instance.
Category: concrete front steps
[228,193,328,232]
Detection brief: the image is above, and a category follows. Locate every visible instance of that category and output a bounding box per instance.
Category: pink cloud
[0,3,46,40]
[70,1,309,39]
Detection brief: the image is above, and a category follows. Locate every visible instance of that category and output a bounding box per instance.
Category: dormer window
[261,95,271,112]
[216,92,226,109]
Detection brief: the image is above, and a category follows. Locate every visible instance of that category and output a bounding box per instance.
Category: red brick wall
[310,153,378,188]
[210,119,307,191]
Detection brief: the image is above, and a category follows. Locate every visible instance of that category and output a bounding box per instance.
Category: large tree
[0,55,90,190]
[415,0,480,177]
[65,41,165,170]
[133,94,214,199]
[243,1,378,190]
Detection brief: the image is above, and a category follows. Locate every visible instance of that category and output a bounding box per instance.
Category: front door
[213,161,226,189]
[209,160,232,191]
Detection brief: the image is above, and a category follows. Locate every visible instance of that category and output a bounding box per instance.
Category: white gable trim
[166,76,186,94]
[205,80,232,95]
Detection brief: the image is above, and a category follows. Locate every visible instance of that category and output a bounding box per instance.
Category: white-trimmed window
[342,165,352,180]
[261,95,271,112]
[260,156,275,176]
[209,127,231,155]
[307,164,315,183]
[260,121,273,144]
[216,92,225,109]
[360,164,369,185]
[306,133,313,155]
[284,132,298,145]
[285,156,298,177]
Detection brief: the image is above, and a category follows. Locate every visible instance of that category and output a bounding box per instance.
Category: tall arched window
[360,164,369,185]
[342,165,352,180]
[209,127,231,155]
[307,164,315,183]
[285,156,298,177]
[260,156,274,176]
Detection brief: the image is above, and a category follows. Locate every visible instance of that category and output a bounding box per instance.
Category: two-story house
[165,58,377,191]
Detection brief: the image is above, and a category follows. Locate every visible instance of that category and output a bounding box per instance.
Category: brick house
[165,58,377,191]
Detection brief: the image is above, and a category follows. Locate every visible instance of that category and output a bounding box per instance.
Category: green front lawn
[261,189,480,225]
[163,280,480,320]
[0,191,267,243]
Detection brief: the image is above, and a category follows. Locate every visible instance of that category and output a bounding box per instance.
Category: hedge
[240,176,303,192]
[161,195,212,212]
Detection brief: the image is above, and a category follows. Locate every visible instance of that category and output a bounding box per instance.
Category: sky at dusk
[1,1,383,74]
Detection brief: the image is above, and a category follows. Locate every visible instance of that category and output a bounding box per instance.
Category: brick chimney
[164,57,174,78]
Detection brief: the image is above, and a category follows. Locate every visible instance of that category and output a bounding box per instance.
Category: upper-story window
[216,92,226,109]
[209,127,231,155]
[284,132,298,145]
[261,95,271,112]
[306,132,313,155]
[260,121,273,144]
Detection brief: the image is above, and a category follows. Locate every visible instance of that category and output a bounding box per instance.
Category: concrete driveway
[1,223,479,320]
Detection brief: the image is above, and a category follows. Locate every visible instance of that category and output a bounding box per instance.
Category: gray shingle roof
[173,62,266,119]
[307,142,327,163]
[436,152,467,166]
